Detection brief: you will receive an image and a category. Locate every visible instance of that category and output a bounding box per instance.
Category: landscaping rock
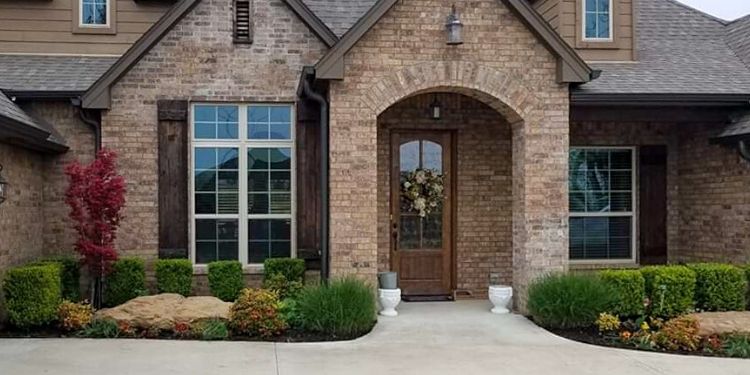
[689,311,750,336]
[95,294,231,330]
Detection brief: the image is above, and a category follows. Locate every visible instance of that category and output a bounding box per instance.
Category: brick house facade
[0,0,749,313]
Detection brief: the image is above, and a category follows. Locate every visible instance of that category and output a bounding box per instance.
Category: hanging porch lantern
[0,163,7,205]
[445,5,463,45]
[429,96,442,120]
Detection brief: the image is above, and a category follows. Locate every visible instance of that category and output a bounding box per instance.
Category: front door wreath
[401,168,445,217]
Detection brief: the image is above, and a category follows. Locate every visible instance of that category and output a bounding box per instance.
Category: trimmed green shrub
[2,263,62,328]
[297,277,376,338]
[30,256,80,301]
[155,259,193,296]
[640,265,696,318]
[527,273,616,329]
[599,269,646,317]
[688,263,746,311]
[208,260,244,302]
[264,258,306,282]
[104,257,146,307]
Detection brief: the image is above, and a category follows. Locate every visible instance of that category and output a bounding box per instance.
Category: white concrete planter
[378,288,401,317]
[489,285,512,314]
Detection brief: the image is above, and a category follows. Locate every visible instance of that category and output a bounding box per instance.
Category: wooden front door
[390,130,454,297]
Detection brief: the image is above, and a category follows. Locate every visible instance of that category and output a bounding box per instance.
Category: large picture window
[191,104,294,265]
[583,0,612,40]
[569,147,635,262]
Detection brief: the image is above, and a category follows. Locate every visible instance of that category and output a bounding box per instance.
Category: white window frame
[582,0,614,42]
[569,146,636,265]
[79,0,110,28]
[189,103,297,266]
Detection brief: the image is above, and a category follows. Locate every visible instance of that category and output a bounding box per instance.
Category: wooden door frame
[389,128,457,295]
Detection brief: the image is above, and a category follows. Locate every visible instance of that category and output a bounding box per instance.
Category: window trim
[581,0,614,42]
[568,146,637,265]
[72,0,116,35]
[189,103,297,266]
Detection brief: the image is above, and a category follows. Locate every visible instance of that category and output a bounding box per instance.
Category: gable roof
[82,0,341,109]
[313,0,593,83]
[574,0,750,103]
[300,0,377,37]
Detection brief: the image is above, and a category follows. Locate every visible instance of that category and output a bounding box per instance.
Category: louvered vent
[234,0,253,44]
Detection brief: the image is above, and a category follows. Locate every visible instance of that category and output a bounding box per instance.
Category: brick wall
[377,93,513,296]
[570,117,750,265]
[103,0,327,267]
[327,0,570,311]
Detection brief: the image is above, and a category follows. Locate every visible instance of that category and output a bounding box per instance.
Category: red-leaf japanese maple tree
[65,149,126,307]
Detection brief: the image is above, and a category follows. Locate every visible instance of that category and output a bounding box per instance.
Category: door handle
[391,221,399,251]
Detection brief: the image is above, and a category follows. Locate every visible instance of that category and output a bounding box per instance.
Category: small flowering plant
[401,168,445,217]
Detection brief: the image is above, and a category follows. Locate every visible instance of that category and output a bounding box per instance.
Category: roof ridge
[661,0,729,25]
[728,13,750,26]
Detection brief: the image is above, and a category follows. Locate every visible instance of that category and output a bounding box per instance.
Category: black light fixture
[0,163,7,206]
[429,96,442,120]
[445,4,463,45]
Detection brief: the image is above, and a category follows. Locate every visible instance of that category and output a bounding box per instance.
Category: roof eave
[571,93,750,107]
[283,0,339,48]
[0,116,69,153]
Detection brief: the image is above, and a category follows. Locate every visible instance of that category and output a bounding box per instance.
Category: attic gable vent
[234,0,253,44]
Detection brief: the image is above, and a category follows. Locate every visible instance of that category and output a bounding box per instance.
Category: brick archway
[360,61,537,125]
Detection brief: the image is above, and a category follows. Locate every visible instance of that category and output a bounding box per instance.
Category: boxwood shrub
[527,273,615,329]
[688,263,746,311]
[31,256,80,301]
[208,260,244,302]
[155,259,193,296]
[598,269,645,317]
[2,263,62,328]
[297,277,376,338]
[640,265,696,318]
[104,257,146,307]
[263,258,305,282]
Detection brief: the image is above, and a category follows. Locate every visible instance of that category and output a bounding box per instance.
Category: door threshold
[402,295,454,302]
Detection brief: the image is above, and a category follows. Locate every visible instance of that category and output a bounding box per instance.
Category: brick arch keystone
[361,61,537,124]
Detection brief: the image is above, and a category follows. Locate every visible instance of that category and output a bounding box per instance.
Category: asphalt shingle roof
[576,0,750,95]
[0,91,66,146]
[718,112,750,139]
[0,55,117,93]
[301,0,376,37]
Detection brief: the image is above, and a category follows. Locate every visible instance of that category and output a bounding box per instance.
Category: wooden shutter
[157,100,189,259]
[234,0,253,44]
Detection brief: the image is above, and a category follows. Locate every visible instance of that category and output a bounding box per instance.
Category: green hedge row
[595,263,749,318]
[155,259,193,296]
[208,261,243,302]
[29,256,80,301]
[104,257,146,307]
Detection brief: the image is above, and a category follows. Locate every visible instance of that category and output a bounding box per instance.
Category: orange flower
[620,330,632,341]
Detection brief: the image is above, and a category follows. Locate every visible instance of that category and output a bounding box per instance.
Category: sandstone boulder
[689,311,750,336]
[95,293,232,331]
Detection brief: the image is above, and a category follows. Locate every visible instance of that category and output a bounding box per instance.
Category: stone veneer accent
[102,0,327,265]
[571,118,750,265]
[327,0,570,311]
[377,93,513,296]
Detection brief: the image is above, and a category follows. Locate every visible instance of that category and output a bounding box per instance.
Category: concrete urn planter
[378,288,401,317]
[488,285,513,314]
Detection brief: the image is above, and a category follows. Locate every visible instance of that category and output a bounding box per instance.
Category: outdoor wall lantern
[429,96,442,120]
[0,163,7,206]
[445,5,464,45]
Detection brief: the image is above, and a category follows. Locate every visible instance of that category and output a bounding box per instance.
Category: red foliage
[65,149,126,277]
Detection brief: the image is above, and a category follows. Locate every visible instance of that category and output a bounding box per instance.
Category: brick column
[512,111,570,314]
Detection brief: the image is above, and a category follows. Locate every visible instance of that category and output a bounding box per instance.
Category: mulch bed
[545,327,722,358]
[0,325,374,343]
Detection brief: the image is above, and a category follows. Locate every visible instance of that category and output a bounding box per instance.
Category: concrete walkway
[1,301,749,374]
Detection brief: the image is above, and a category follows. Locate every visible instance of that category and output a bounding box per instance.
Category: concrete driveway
[1,300,749,374]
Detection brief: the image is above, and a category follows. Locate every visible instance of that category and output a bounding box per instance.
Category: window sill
[193,264,264,275]
[569,262,639,271]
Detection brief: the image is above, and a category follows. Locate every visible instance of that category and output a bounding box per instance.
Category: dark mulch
[545,326,723,358]
[0,324,375,343]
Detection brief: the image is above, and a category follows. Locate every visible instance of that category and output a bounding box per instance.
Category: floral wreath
[401,168,445,217]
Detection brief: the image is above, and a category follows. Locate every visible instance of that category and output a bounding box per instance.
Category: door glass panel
[398,137,445,251]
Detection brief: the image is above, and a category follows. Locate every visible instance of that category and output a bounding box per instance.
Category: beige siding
[0,0,169,55]
[559,0,635,61]
[533,0,561,31]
